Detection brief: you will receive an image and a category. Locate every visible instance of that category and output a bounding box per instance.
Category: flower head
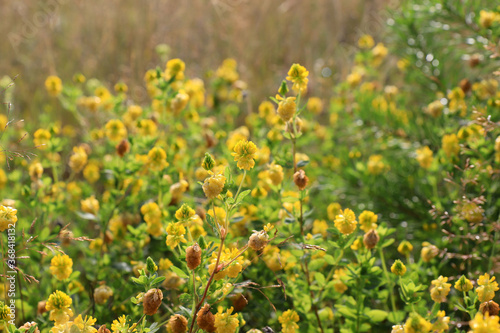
[286,64,309,93]
[454,275,473,292]
[50,254,73,280]
[73,315,97,333]
[166,222,187,249]
[404,313,432,333]
[231,140,258,170]
[45,76,63,96]
[0,205,17,232]
[279,309,300,333]
[334,208,357,235]
[430,276,451,303]
[476,273,499,303]
[469,312,500,333]
[147,147,169,172]
[276,96,297,122]
[214,307,239,333]
[46,291,73,324]
[202,172,226,200]
[391,260,407,276]
[359,210,377,232]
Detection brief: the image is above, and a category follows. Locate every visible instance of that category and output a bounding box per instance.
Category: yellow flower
[426,100,444,117]
[45,76,63,96]
[432,311,449,333]
[404,313,431,333]
[0,301,11,322]
[397,240,413,256]
[430,276,451,303]
[231,140,258,170]
[358,210,377,232]
[454,275,473,292]
[312,219,328,237]
[372,43,388,66]
[208,247,243,280]
[105,119,127,142]
[83,162,100,184]
[46,290,73,324]
[170,90,190,114]
[137,119,158,137]
[50,254,73,280]
[391,260,406,276]
[0,205,17,232]
[476,273,499,303]
[81,196,99,215]
[73,315,97,333]
[416,146,433,169]
[479,10,500,29]
[358,34,375,49]
[286,64,309,93]
[29,162,44,180]
[442,134,459,158]
[279,309,300,333]
[367,155,387,175]
[334,208,357,235]
[277,96,297,122]
[111,315,136,333]
[165,58,185,81]
[214,307,239,333]
[469,312,500,333]
[166,222,187,248]
[34,129,51,149]
[147,147,169,172]
[69,146,88,173]
[327,202,342,220]
[267,163,284,186]
[175,204,195,221]
[306,97,324,114]
[202,172,226,200]
[421,242,439,262]
[94,285,113,305]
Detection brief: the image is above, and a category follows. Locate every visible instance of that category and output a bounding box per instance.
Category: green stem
[379,248,397,313]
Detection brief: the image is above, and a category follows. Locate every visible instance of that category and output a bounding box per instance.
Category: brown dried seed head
[293,169,309,190]
[37,301,47,315]
[459,78,471,94]
[196,304,216,332]
[97,325,111,333]
[143,288,163,316]
[232,294,248,312]
[116,139,130,157]
[363,229,380,249]
[186,243,202,270]
[480,301,500,316]
[167,314,188,333]
[248,231,269,251]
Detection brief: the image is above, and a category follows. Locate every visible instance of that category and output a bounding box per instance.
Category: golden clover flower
[214,307,239,333]
[202,172,226,200]
[327,202,342,220]
[476,273,499,303]
[46,290,73,324]
[45,76,63,97]
[34,129,51,149]
[391,260,406,276]
[94,285,113,305]
[69,146,88,173]
[286,64,309,93]
[137,119,158,137]
[431,311,449,333]
[334,208,357,235]
[469,312,500,333]
[0,301,11,322]
[81,195,99,215]
[276,96,297,122]
[73,315,97,333]
[147,147,169,172]
[278,309,300,333]
[358,34,375,49]
[165,58,186,81]
[421,242,439,262]
[442,134,460,158]
[416,146,433,169]
[111,315,136,333]
[166,222,187,249]
[479,10,500,29]
[208,247,243,280]
[0,205,17,232]
[170,90,190,114]
[398,240,413,256]
[404,313,432,333]
[105,119,127,142]
[175,204,196,221]
[358,210,378,232]
[50,254,73,280]
[231,140,258,170]
[454,275,473,292]
[267,163,284,186]
[430,276,451,303]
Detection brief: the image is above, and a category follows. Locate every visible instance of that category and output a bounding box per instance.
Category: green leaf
[315,273,326,285]
[388,311,406,323]
[151,276,166,286]
[381,239,395,248]
[171,266,189,279]
[297,160,309,167]
[366,309,388,322]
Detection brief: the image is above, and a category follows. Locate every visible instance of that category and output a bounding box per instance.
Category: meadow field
[0,0,500,332]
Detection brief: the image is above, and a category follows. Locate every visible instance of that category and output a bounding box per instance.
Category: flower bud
[248,231,269,251]
[186,243,202,270]
[167,314,188,333]
[143,288,163,316]
[391,260,406,276]
[454,275,473,292]
[363,229,379,249]
[146,257,158,273]
[480,301,500,316]
[293,169,309,190]
[202,153,215,171]
[196,304,216,332]
[278,80,289,95]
